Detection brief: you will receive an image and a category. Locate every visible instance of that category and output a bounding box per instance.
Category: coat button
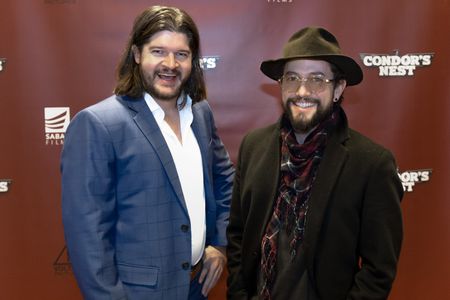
[181,224,189,232]
[182,262,190,270]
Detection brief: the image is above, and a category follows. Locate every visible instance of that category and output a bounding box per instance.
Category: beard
[141,67,187,101]
[285,96,334,134]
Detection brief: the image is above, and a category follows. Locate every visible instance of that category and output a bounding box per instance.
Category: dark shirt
[256,227,319,300]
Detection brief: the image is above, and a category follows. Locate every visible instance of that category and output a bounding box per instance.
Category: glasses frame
[278,74,335,93]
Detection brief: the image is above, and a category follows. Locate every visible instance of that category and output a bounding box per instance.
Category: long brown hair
[114,6,206,103]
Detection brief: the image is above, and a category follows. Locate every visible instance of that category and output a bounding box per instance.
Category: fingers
[198,266,208,284]
[201,260,223,296]
[199,246,227,296]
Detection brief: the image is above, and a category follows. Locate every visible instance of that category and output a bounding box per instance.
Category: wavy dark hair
[113,6,206,103]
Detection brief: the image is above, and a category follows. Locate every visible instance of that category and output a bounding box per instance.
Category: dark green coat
[227,108,403,300]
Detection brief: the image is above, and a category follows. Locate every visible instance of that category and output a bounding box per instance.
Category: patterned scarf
[260,106,339,299]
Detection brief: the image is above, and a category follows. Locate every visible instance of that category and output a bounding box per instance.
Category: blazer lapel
[124,97,189,216]
[190,105,212,201]
[191,105,209,176]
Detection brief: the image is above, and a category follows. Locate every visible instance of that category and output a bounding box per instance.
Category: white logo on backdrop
[398,169,432,192]
[360,51,434,76]
[200,56,220,70]
[44,0,76,4]
[0,179,12,193]
[0,58,6,72]
[267,0,293,3]
[44,107,70,145]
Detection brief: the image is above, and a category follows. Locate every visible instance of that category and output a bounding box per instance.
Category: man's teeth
[293,100,316,108]
[158,73,176,79]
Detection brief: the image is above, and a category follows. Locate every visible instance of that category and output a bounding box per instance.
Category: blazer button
[182,262,190,270]
[180,224,189,232]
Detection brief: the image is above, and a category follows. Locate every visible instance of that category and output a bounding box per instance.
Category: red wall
[0,0,449,299]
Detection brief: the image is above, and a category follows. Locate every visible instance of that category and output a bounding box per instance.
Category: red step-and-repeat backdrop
[1,0,449,299]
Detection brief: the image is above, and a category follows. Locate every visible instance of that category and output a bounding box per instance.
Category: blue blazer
[61,95,234,300]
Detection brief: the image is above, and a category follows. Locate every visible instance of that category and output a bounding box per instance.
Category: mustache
[155,66,181,77]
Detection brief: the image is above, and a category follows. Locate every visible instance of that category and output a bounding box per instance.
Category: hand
[199,245,227,296]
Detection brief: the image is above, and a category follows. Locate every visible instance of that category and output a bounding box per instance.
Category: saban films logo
[54,246,72,275]
[360,51,434,76]
[398,169,432,192]
[45,107,70,145]
[0,179,12,193]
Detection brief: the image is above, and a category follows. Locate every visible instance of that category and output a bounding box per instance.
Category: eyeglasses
[279,74,335,93]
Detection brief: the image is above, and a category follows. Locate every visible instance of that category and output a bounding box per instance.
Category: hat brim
[260,54,363,86]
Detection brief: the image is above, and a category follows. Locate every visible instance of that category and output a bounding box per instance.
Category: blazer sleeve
[205,102,235,247]
[61,109,126,300]
[347,149,403,300]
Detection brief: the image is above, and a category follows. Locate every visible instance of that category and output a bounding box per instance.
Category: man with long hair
[61,6,234,300]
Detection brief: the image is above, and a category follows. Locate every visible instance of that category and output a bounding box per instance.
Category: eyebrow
[284,71,327,77]
[148,45,191,53]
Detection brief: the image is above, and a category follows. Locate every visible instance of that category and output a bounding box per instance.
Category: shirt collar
[143,92,193,123]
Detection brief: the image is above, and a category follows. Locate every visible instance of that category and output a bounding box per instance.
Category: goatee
[142,68,185,101]
[285,97,333,134]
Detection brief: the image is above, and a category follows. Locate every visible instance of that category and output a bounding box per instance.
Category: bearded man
[226,27,403,300]
[61,6,234,300]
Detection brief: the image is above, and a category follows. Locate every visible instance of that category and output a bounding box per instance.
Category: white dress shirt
[144,93,206,265]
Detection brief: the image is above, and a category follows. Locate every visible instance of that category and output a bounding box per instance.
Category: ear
[131,45,141,64]
[334,79,347,100]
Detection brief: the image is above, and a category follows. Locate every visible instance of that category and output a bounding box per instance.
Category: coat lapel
[303,112,350,279]
[124,96,189,216]
[250,124,282,246]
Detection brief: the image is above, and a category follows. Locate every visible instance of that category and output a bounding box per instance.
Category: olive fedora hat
[260,26,363,86]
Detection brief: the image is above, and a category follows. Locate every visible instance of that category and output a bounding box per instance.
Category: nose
[162,53,178,69]
[295,81,311,97]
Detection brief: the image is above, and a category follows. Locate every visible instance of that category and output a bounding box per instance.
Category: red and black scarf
[260,107,339,299]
